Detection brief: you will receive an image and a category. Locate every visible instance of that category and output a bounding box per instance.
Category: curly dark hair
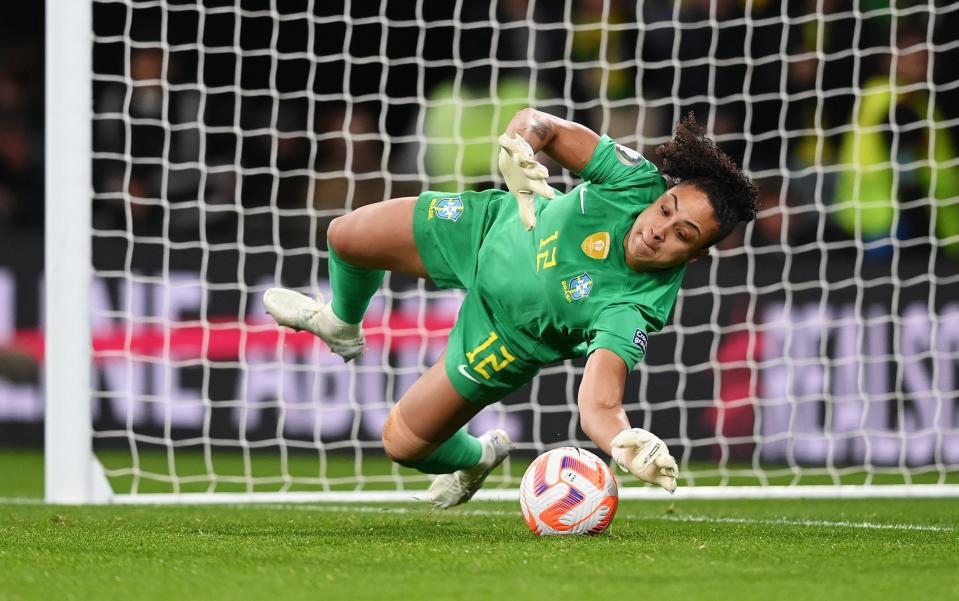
[656,113,758,245]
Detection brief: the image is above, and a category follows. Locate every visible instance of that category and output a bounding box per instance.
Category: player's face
[624,183,720,271]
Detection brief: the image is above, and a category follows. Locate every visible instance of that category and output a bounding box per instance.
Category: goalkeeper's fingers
[655,453,679,477]
[522,160,548,180]
[654,474,678,493]
[501,151,554,199]
[527,178,554,200]
[497,133,535,162]
[516,192,537,230]
[653,454,679,493]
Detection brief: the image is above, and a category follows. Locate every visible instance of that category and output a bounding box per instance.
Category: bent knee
[326,215,350,258]
[382,437,413,465]
[382,410,434,465]
[327,210,375,264]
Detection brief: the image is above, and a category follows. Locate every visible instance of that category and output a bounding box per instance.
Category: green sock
[400,427,483,474]
[327,247,385,324]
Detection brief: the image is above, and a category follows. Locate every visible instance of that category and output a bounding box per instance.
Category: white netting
[85,0,959,498]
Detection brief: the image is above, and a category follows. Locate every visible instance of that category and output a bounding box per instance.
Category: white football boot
[424,429,513,509]
[263,287,365,361]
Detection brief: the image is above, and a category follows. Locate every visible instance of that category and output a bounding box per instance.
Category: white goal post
[45,0,959,504]
[45,0,110,504]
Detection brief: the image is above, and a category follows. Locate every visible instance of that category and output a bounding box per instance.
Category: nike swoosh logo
[579,185,587,214]
[457,364,481,384]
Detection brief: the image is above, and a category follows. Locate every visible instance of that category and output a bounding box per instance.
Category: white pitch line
[1,498,952,533]
[642,513,955,533]
[0,497,45,505]
[256,503,956,533]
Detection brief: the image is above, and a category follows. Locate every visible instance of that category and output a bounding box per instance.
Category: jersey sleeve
[586,303,653,370]
[578,134,663,190]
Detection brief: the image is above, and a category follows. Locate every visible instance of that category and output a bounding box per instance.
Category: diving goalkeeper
[264,109,758,507]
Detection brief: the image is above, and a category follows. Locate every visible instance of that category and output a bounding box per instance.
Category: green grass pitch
[2,449,957,601]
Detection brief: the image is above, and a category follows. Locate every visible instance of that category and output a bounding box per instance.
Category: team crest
[580,232,610,260]
[428,196,464,222]
[562,273,593,302]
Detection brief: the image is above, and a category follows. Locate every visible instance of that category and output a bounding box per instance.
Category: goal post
[44,0,110,504]
[44,0,959,504]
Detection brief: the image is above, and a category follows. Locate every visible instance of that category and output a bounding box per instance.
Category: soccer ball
[519,447,618,535]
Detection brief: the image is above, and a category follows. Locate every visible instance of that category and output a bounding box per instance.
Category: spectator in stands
[416,1,563,194]
[422,77,535,193]
[0,118,42,228]
[780,0,859,197]
[832,20,959,256]
[92,47,168,235]
[750,175,819,248]
[568,0,638,134]
[311,104,386,211]
[0,42,43,230]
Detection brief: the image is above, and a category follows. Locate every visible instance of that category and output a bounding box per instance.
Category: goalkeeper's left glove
[610,428,679,493]
[497,133,555,230]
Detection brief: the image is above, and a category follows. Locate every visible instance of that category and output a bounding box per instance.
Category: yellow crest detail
[581,232,610,260]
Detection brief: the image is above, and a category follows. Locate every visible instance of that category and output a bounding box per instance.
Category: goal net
[46,0,959,503]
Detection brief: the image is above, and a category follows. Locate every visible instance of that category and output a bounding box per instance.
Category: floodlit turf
[3,449,958,600]
[2,500,957,601]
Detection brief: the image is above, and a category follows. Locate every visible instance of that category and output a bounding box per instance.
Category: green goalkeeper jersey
[473,134,685,369]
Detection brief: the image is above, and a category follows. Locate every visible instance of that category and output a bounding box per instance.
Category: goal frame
[45,0,111,504]
[43,0,959,504]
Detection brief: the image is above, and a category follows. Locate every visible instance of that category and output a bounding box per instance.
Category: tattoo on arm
[527,117,549,141]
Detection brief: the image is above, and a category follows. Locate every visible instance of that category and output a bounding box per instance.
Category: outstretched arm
[578,348,631,455]
[504,108,600,174]
[579,348,679,493]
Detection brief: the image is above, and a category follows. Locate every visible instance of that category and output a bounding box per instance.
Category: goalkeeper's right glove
[610,428,679,493]
[497,133,555,230]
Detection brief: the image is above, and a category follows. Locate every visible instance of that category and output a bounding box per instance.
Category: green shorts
[413,190,540,405]
[412,189,505,290]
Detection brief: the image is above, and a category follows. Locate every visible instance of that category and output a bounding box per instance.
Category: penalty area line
[257,503,955,533]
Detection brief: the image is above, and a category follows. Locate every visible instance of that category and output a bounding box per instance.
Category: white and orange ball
[519,447,618,535]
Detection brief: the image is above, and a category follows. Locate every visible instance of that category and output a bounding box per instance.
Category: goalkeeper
[265,109,758,507]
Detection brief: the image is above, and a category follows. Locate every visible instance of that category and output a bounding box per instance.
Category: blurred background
[2,1,959,490]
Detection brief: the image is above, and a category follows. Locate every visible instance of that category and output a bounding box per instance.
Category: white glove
[497,133,555,230]
[610,428,679,493]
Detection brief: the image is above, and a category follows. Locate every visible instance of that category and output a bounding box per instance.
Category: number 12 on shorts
[465,331,516,380]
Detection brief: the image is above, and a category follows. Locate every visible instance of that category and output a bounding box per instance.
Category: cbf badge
[428,196,464,222]
[562,273,593,302]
